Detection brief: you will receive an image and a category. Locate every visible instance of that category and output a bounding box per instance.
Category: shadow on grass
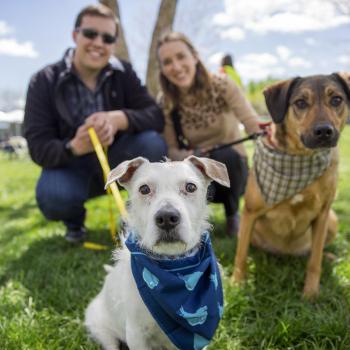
[218,245,350,349]
[207,202,350,349]
[2,215,350,349]
[1,230,116,315]
[0,200,37,215]
[0,218,49,248]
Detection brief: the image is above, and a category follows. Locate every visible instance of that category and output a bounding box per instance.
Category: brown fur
[232,73,350,299]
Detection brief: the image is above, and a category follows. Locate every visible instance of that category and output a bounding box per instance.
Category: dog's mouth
[155,228,183,244]
[151,229,189,256]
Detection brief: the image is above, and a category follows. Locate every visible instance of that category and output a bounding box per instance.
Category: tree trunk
[146,0,178,97]
[99,0,130,62]
[330,0,350,15]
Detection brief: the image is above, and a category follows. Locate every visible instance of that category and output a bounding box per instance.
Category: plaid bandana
[125,232,223,350]
[253,138,332,205]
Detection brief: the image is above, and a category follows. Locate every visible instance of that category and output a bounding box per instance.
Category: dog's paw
[230,268,246,285]
[324,251,337,262]
[302,284,319,301]
[103,264,113,273]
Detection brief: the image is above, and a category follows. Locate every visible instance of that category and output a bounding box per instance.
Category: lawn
[1,127,350,350]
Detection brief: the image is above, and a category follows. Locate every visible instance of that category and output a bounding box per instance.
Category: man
[23,4,167,243]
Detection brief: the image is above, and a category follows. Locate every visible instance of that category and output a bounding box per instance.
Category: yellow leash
[83,128,128,251]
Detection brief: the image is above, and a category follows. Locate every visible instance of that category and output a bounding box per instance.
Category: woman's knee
[210,147,241,164]
[210,148,248,195]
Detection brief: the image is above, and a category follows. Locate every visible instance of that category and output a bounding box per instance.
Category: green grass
[1,127,350,349]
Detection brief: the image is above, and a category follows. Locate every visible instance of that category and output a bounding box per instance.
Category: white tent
[0,110,24,123]
[0,110,24,138]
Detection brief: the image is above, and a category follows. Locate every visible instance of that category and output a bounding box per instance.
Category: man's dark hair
[74,4,119,36]
[221,54,234,67]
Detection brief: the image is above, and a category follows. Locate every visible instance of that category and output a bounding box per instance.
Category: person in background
[157,32,260,236]
[220,53,243,90]
[23,4,167,243]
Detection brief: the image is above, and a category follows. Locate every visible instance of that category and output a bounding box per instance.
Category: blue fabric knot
[125,232,224,350]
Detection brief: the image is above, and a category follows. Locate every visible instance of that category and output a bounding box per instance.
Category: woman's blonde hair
[156,31,211,109]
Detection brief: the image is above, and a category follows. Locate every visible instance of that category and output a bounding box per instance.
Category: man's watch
[65,140,76,156]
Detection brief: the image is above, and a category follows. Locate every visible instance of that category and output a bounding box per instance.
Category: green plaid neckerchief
[253,138,332,205]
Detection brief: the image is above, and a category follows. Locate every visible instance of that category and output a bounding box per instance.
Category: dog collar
[254,138,332,205]
[125,232,224,350]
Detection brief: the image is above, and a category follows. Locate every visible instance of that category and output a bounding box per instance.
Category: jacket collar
[54,48,125,127]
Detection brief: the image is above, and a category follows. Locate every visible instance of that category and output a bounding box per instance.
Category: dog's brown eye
[295,99,308,109]
[185,183,197,193]
[139,184,150,195]
[330,96,343,107]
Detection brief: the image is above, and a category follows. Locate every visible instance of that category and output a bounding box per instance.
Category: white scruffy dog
[85,156,229,350]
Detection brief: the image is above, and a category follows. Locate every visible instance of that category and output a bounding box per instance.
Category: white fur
[84,159,224,350]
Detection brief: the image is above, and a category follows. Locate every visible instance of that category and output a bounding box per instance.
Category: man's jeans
[36,131,167,230]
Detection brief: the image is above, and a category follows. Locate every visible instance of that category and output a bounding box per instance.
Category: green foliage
[1,127,350,349]
[246,78,278,116]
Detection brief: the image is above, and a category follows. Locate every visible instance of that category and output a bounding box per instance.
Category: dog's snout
[302,122,339,149]
[313,124,335,140]
[155,206,181,231]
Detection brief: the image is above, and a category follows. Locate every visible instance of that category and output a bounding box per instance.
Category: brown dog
[233,73,350,299]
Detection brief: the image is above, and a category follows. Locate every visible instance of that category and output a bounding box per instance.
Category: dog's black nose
[155,206,180,231]
[313,124,335,140]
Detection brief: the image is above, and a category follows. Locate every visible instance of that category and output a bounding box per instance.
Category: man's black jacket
[23,51,164,168]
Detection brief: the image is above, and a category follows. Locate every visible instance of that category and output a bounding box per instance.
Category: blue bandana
[125,232,224,350]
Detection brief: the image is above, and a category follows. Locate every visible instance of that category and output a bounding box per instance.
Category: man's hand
[69,111,129,156]
[85,112,114,147]
[85,111,128,146]
[69,124,94,156]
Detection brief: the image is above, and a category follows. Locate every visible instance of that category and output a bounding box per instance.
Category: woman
[157,32,260,236]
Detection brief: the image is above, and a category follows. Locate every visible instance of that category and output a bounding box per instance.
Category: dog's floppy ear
[263,77,301,124]
[186,156,230,188]
[105,157,149,189]
[332,72,350,102]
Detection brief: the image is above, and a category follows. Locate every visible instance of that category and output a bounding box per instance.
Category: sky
[0,0,349,109]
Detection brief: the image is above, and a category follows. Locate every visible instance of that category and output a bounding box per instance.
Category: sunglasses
[76,27,117,44]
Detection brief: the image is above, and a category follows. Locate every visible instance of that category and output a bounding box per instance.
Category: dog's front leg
[125,318,154,350]
[232,209,257,283]
[303,204,332,299]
